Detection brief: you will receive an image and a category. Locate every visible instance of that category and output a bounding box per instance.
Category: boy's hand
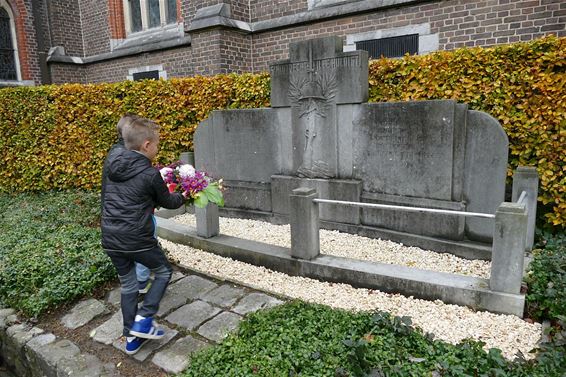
[167,183,177,193]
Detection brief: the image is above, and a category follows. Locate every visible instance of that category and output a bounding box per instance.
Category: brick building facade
[1,0,564,87]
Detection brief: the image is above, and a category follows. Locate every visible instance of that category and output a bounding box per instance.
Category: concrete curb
[156,215,525,317]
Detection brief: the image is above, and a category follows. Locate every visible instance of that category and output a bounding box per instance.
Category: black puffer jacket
[101,148,184,252]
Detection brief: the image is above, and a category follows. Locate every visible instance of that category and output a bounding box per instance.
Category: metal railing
[312,198,496,219]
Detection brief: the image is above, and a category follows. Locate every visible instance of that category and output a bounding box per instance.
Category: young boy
[101,117,184,355]
[102,114,152,294]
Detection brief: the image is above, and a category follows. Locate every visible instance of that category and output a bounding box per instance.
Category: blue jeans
[136,263,150,283]
[106,246,172,336]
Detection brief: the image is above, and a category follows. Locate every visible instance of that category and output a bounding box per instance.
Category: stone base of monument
[360,192,466,241]
[155,214,524,317]
[271,175,362,225]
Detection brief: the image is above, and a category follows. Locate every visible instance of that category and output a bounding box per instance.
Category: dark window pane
[148,0,160,28]
[133,70,160,81]
[0,7,17,80]
[356,34,419,59]
[166,0,177,24]
[129,0,142,32]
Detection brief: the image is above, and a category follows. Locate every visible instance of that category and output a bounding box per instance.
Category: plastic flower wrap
[158,161,224,208]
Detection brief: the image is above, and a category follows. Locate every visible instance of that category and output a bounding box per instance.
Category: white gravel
[163,214,541,360]
[172,213,491,278]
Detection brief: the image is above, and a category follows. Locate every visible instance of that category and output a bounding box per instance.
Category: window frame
[0,0,21,82]
[122,0,178,36]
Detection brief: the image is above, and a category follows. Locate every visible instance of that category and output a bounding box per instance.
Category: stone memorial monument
[194,36,508,257]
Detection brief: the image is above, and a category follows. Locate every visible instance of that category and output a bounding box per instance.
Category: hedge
[0,36,563,228]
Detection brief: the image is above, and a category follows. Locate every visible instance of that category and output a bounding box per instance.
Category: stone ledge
[156,216,524,317]
[0,311,112,377]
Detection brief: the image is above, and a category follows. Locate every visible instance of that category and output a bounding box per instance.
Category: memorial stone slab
[152,335,209,374]
[166,300,221,331]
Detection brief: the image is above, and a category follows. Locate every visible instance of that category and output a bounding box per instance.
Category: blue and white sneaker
[129,317,165,339]
[125,336,148,355]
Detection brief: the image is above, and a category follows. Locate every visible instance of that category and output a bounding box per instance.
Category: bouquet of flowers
[158,161,224,208]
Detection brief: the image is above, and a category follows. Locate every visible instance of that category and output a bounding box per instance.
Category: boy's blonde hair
[124,117,160,151]
[116,113,141,137]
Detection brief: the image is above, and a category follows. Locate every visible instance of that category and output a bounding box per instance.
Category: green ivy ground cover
[181,301,565,377]
[0,190,115,316]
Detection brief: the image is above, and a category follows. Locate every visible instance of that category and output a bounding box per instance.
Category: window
[124,0,178,34]
[0,6,17,80]
[356,34,419,59]
[127,65,167,81]
[344,24,439,57]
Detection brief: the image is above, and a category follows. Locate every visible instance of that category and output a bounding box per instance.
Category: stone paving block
[157,275,218,317]
[232,293,284,315]
[170,271,186,283]
[106,288,121,307]
[166,300,221,331]
[29,338,80,377]
[197,311,242,343]
[198,284,246,308]
[57,353,107,377]
[61,299,109,330]
[92,311,123,345]
[112,324,177,362]
[152,335,209,374]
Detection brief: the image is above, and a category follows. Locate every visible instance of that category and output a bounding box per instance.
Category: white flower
[159,167,173,180]
[178,164,196,178]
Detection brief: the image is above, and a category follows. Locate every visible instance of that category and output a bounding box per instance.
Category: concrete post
[512,166,539,251]
[490,202,528,294]
[290,187,320,260]
[195,204,219,238]
[179,151,195,166]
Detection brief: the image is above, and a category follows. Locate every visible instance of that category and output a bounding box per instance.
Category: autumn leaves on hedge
[0,36,563,227]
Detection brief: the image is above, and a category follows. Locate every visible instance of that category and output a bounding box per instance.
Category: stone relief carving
[289,69,337,178]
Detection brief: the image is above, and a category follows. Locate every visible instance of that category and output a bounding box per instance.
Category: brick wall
[250,0,307,22]
[50,62,87,84]
[228,0,250,22]
[80,0,110,56]
[250,0,566,71]
[43,0,565,84]
[46,0,84,56]
[82,46,195,83]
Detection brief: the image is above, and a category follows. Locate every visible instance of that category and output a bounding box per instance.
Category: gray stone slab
[56,353,107,377]
[464,110,508,242]
[29,339,80,377]
[170,271,186,283]
[353,100,460,201]
[157,275,218,317]
[112,324,177,362]
[222,180,272,212]
[197,284,246,308]
[92,311,122,345]
[151,335,209,374]
[232,293,284,316]
[166,300,221,331]
[360,192,465,240]
[271,175,362,224]
[4,324,44,377]
[106,288,121,307]
[61,299,109,330]
[197,311,242,343]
